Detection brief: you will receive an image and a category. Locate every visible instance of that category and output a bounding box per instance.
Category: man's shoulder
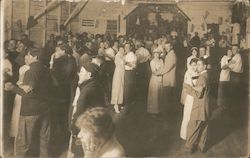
[83,80,103,91]
[27,63,42,72]
[166,50,176,59]
[234,53,242,59]
[198,72,208,82]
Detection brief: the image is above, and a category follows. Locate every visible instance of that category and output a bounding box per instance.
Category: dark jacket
[44,40,56,66]
[7,50,19,83]
[51,55,78,105]
[51,54,77,86]
[190,35,201,48]
[71,77,106,135]
[12,62,53,116]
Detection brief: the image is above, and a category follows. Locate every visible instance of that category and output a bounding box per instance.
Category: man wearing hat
[5,48,53,157]
[69,62,106,157]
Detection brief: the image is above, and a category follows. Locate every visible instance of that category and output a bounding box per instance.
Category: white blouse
[4,58,13,77]
[124,52,137,70]
[219,55,231,82]
[229,53,243,73]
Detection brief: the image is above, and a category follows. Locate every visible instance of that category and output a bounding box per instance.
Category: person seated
[75,107,125,158]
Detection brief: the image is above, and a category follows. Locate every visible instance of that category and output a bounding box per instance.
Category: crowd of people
[3,28,248,157]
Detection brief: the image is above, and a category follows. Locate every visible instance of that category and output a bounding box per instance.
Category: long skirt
[137,61,151,100]
[147,75,162,114]
[180,95,194,140]
[123,70,136,106]
[180,85,187,105]
[103,61,115,103]
[217,81,230,107]
[9,94,21,137]
[111,66,124,105]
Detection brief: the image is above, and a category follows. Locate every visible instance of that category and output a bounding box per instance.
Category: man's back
[162,50,177,87]
[21,62,53,116]
[75,78,105,115]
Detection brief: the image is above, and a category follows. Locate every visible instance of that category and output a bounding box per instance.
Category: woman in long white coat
[111,48,126,113]
[147,51,164,115]
[180,58,199,140]
[9,57,30,154]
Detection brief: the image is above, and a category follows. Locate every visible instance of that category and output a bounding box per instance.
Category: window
[81,19,96,28]
[106,20,118,35]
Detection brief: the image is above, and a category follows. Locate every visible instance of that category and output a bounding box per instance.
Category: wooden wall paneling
[29,0,45,47]
[45,1,59,41]
[70,2,80,23]
[61,1,70,25]
[25,0,30,36]
[3,0,13,40]
[12,0,26,39]
[58,3,61,34]
[10,0,13,39]
[68,2,72,31]
[69,2,80,33]
[43,0,47,46]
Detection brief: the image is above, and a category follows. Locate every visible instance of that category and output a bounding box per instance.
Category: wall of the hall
[178,2,232,37]
[77,0,135,35]
[3,0,233,47]
[78,0,233,37]
[3,0,79,47]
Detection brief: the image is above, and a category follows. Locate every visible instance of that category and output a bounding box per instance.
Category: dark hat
[82,62,100,77]
[29,48,42,59]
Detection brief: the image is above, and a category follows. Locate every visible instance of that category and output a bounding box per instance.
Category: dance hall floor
[111,97,248,158]
[4,89,249,158]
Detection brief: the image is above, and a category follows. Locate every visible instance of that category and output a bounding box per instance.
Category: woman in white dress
[9,57,30,154]
[180,58,199,140]
[180,47,198,105]
[111,48,126,113]
[147,51,164,115]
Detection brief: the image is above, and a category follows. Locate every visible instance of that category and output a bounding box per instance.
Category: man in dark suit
[184,58,210,154]
[5,48,53,157]
[69,62,106,157]
[190,32,201,48]
[71,63,105,126]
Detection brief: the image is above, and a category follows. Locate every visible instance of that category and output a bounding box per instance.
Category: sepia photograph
[0,0,250,157]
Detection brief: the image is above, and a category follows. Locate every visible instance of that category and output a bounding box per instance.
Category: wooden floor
[4,89,249,158]
[110,98,248,158]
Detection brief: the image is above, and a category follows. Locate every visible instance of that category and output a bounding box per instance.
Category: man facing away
[5,48,53,157]
[184,58,210,154]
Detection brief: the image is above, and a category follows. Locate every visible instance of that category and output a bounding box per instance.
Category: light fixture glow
[99,0,121,3]
[98,0,125,5]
